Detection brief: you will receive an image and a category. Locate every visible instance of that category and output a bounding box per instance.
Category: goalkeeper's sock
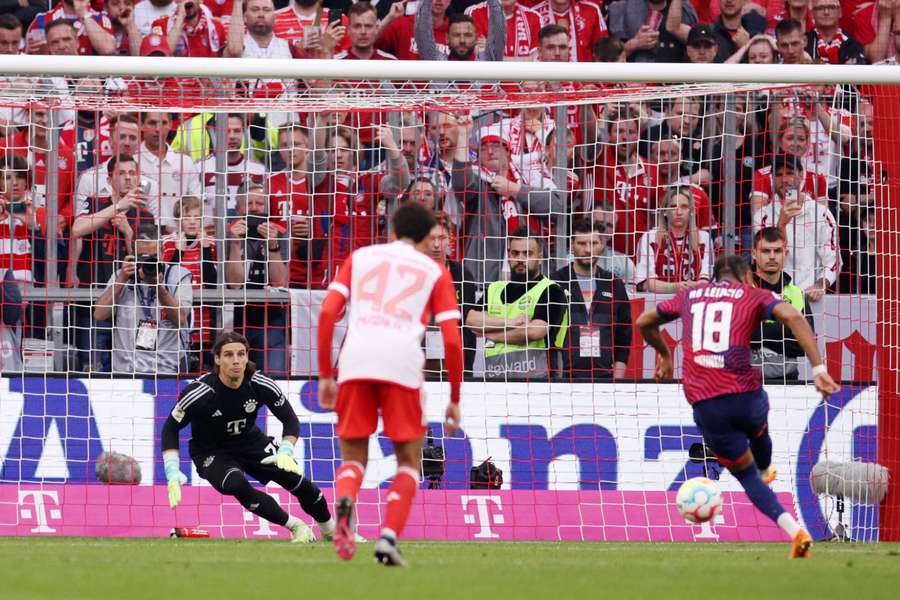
[732,463,785,523]
[288,475,332,523]
[233,481,290,526]
[335,461,365,503]
[749,427,774,472]
[383,466,418,537]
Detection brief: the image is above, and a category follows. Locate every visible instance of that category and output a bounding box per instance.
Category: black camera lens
[137,254,160,278]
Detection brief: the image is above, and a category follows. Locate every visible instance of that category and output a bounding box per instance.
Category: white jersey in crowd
[329,240,460,389]
[753,192,841,291]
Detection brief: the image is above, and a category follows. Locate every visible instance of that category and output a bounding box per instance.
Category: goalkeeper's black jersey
[160,370,299,455]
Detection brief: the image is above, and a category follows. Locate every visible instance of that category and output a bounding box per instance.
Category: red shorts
[335,380,426,442]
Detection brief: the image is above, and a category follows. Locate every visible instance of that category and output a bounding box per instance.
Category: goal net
[0,57,895,543]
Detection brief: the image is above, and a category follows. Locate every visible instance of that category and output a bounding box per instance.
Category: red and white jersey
[199,153,267,221]
[273,5,350,53]
[530,0,606,62]
[634,228,713,286]
[751,165,829,207]
[0,214,32,282]
[150,6,226,57]
[593,148,657,256]
[329,241,461,388]
[376,15,450,60]
[27,5,114,56]
[466,2,546,58]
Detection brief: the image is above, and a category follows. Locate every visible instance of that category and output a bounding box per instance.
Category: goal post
[0,55,896,542]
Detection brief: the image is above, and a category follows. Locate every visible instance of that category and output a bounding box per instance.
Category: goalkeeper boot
[760,467,778,485]
[790,528,813,559]
[374,535,407,568]
[333,496,357,561]
[288,517,316,544]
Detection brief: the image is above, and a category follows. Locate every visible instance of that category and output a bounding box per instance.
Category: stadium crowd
[0,0,887,379]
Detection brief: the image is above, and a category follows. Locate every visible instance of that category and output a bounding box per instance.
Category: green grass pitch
[1,538,898,600]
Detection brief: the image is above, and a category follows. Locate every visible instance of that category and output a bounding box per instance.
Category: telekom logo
[18,490,62,533]
[461,495,505,539]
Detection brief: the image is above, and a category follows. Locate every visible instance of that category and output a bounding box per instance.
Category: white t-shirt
[134,0,177,36]
[329,241,461,389]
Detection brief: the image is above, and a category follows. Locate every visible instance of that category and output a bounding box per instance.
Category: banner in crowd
[0,379,878,541]
[289,292,877,382]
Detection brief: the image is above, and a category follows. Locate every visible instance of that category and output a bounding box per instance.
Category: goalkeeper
[161,330,334,543]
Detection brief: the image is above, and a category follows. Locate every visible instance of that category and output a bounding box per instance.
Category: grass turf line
[0,538,898,600]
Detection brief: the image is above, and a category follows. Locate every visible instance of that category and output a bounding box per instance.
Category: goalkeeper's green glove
[164,454,188,509]
[261,440,301,474]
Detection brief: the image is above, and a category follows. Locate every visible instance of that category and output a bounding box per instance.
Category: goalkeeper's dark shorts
[191,433,284,488]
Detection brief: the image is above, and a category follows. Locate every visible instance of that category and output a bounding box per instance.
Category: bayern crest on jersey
[244,399,257,413]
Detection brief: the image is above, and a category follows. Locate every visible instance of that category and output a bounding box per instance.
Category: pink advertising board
[3,485,796,542]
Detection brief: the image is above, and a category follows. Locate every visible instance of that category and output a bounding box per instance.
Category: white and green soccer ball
[676,477,723,524]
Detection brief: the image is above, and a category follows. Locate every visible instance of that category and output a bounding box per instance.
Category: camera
[245,215,268,239]
[136,254,160,279]
[421,435,444,489]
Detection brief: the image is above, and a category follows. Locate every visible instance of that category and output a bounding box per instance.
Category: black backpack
[470,458,503,489]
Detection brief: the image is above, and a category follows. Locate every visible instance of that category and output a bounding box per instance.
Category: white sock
[318,517,336,535]
[777,512,801,538]
[285,515,302,531]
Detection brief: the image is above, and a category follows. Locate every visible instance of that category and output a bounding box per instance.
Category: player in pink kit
[636,255,840,559]
[317,204,463,567]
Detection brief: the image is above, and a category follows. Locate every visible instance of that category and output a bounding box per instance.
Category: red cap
[140,34,172,57]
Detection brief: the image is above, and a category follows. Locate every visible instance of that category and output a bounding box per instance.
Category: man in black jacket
[750,227,816,381]
[551,219,632,381]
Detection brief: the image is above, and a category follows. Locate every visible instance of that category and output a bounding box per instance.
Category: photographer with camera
[94,223,193,374]
[225,182,289,375]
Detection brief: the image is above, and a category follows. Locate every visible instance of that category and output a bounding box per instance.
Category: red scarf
[504,112,553,155]
[167,4,221,55]
[815,29,847,64]
[509,7,535,56]
[473,161,523,232]
[654,232,701,282]
[534,1,585,63]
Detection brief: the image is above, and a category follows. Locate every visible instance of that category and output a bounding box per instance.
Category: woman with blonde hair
[635,186,713,294]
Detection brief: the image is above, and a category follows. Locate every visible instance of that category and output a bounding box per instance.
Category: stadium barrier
[0,379,877,541]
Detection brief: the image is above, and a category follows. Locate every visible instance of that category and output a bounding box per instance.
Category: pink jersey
[329,241,461,389]
[656,282,782,404]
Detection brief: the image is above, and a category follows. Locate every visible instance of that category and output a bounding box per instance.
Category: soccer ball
[676,477,723,524]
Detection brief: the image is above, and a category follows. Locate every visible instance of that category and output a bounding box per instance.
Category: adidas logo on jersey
[244,399,257,413]
[203,455,215,468]
[212,410,222,417]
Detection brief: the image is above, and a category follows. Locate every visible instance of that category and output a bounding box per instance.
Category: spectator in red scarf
[806,0,868,62]
[451,114,563,283]
[635,185,713,294]
[529,0,607,62]
[148,0,241,57]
